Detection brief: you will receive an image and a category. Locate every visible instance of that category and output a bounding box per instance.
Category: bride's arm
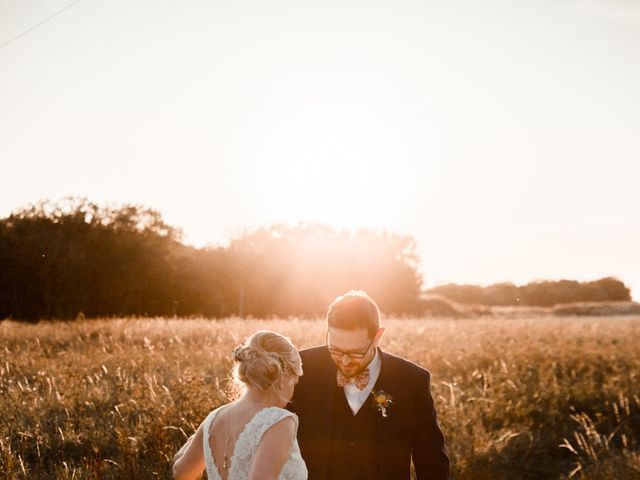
[173,433,195,462]
[172,423,205,480]
[249,416,297,480]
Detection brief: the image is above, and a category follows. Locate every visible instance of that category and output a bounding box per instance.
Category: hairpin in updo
[232,346,244,362]
[279,356,294,375]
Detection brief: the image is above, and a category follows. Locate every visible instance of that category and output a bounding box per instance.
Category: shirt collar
[367,347,381,381]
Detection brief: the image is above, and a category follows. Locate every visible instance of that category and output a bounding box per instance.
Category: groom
[289,291,450,480]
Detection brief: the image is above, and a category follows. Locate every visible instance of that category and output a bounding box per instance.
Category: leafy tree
[219,224,423,317]
[1,199,425,320]
[0,197,182,320]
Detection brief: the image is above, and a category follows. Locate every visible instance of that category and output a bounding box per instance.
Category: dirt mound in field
[552,301,640,317]
[418,295,491,317]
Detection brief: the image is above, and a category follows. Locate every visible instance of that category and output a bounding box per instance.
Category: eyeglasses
[325,331,376,359]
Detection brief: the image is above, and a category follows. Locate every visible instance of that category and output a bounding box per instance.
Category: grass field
[1,315,639,480]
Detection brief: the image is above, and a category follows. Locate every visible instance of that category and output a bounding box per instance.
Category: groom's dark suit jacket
[288,346,449,480]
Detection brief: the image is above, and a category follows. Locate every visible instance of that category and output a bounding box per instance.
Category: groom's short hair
[326,290,380,338]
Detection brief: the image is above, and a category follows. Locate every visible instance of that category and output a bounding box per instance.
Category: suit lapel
[316,348,339,480]
[374,349,395,478]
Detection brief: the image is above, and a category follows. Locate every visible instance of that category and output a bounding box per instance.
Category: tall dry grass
[1,316,639,479]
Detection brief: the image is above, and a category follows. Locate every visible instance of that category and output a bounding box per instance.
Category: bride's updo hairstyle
[232,330,302,393]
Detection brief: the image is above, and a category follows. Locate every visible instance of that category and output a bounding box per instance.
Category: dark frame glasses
[325,331,376,359]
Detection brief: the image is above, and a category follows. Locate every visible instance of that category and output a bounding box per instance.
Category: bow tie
[337,368,370,390]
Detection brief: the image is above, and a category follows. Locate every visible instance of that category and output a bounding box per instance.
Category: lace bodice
[202,406,308,480]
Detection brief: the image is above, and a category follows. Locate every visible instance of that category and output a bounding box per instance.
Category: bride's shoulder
[256,408,298,439]
[252,407,297,427]
[211,403,232,415]
[260,406,297,419]
[203,403,232,424]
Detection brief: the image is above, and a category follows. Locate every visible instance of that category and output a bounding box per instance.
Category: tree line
[425,278,631,307]
[1,198,632,321]
[0,198,423,320]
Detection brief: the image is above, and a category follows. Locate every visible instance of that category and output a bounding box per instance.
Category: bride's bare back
[202,404,307,480]
[208,403,264,478]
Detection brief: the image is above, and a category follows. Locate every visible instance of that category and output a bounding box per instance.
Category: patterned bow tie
[337,368,370,389]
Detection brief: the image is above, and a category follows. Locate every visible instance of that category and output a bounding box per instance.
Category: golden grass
[1,316,639,479]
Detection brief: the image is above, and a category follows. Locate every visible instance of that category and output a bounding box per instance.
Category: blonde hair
[232,330,302,393]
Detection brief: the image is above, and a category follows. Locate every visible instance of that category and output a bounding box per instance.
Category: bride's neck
[239,387,280,409]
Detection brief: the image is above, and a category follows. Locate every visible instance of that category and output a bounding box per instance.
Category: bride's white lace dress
[202,406,308,480]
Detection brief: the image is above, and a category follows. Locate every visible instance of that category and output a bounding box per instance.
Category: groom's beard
[335,353,374,378]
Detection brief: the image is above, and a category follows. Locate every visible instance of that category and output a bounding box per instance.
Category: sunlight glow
[1,0,639,299]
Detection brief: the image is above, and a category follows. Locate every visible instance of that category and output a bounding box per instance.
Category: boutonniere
[371,389,393,417]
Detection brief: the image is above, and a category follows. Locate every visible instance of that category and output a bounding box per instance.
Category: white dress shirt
[342,348,381,415]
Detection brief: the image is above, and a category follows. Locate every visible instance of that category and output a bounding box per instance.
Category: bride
[172,330,308,480]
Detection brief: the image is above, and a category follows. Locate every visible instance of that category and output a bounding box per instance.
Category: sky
[1,0,639,299]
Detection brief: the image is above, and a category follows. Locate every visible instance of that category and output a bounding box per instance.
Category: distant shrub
[417,295,491,318]
[418,295,463,317]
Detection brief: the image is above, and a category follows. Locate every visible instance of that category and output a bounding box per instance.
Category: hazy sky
[1,0,639,299]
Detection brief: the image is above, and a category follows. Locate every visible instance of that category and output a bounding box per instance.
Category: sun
[253,112,406,231]
[260,158,396,231]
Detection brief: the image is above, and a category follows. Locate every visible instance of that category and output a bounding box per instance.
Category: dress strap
[250,408,299,447]
[227,407,299,478]
[202,406,226,480]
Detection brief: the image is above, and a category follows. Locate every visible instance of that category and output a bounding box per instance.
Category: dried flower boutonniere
[371,389,393,417]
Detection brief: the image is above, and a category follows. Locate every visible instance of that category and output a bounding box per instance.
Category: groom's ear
[374,327,386,346]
